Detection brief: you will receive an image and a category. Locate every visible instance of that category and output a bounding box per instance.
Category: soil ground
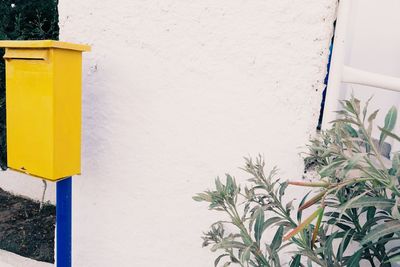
[0,188,55,263]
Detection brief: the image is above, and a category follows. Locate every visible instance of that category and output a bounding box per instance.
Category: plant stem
[228,204,270,267]
[356,116,388,175]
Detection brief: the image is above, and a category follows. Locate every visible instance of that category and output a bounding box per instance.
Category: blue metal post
[56,177,72,267]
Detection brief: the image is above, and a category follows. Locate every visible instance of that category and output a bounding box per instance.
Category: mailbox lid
[0,40,90,52]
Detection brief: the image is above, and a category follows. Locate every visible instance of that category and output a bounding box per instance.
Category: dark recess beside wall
[0,0,59,263]
[0,188,55,263]
[0,0,59,169]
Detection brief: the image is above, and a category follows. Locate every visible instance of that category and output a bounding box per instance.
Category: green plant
[300,96,400,266]
[0,0,59,169]
[194,96,400,266]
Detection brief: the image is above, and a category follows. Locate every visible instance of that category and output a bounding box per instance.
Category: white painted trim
[342,66,400,93]
[322,0,400,131]
[322,0,352,130]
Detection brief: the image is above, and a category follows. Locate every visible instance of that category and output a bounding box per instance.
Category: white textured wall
[1,1,337,266]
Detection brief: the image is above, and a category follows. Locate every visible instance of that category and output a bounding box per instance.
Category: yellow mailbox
[0,40,90,181]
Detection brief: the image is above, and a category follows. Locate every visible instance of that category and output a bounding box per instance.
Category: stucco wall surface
[1,1,337,266]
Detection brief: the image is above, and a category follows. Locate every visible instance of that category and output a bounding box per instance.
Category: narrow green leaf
[288,181,329,187]
[311,207,324,247]
[385,106,397,129]
[319,160,345,177]
[386,254,400,264]
[367,109,379,134]
[254,207,264,245]
[335,223,352,231]
[215,178,223,192]
[193,193,212,202]
[263,217,283,232]
[362,95,374,122]
[338,192,369,220]
[353,97,361,115]
[346,249,361,267]
[270,225,284,251]
[225,175,236,200]
[348,155,364,169]
[344,124,358,137]
[240,246,252,263]
[342,100,356,115]
[360,215,393,233]
[290,255,301,267]
[284,207,322,241]
[299,191,325,211]
[286,199,294,213]
[368,109,379,123]
[392,152,400,172]
[211,240,247,252]
[392,198,400,220]
[297,191,311,222]
[330,118,360,126]
[367,207,376,221]
[278,181,288,201]
[307,258,312,267]
[214,254,229,267]
[241,230,253,246]
[379,106,397,146]
[361,220,400,245]
[324,232,338,264]
[338,196,394,210]
[378,127,400,142]
[336,230,352,262]
[249,207,261,232]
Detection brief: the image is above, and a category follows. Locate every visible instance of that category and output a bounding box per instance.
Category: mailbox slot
[4,49,48,61]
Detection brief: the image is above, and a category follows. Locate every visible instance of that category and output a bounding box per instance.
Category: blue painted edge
[56,177,72,267]
[317,21,336,130]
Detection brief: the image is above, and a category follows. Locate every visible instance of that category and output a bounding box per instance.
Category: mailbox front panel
[6,48,55,179]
